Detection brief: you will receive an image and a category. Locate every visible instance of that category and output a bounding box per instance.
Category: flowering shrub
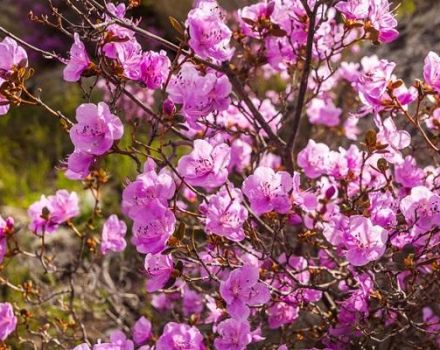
[1,0,440,349]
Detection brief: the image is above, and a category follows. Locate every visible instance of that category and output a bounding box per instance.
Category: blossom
[200,187,248,241]
[376,117,411,163]
[242,166,292,216]
[63,33,92,82]
[144,253,173,292]
[0,215,13,264]
[0,37,28,115]
[167,63,231,122]
[100,215,127,255]
[0,303,17,341]
[65,151,95,180]
[306,97,342,127]
[214,318,252,350]
[131,203,176,254]
[177,139,231,188]
[132,316,152,345]
[423,51,440,94]
[400,186,440,230]
[187,0,233,61]
[0,37,28,75]
[266,302,299,329]
[94,330,134,350]
[394,156,424,188]
[139,50,171,89]
[335,0,369,20]
[297,140,331,179]
[358,59,395,109]
[368,0,399,43]
[156,322,205,350]
[219,264,271,320]
[28,190,79,235]
[122,160,175,220]
[345,215,388,266]
[70,102,124,156]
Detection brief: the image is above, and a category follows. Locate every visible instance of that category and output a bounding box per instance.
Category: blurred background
[0,0,428,210]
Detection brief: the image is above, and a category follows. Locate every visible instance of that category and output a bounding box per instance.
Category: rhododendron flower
[368,0,399,43]
[345,215,388,266]
[394,156,424,188]
[0,215,13,263]
[219,264,271,320]
[214,318,252,350]
[200,186,248,241]
[187,0,233,61]
[167,63,231,121]
[297,140,331,179]
[156,322,205,350]
[0,37,28,75]
[70,102,124,156]
[132,316,152,345]
[400,186,440,230]
[122,160,175,220]
[0,303,17,341]
[182,286,204,316]
[376,117,411,163]
[242,166,292,216]
[306,98,341,127]
[177,139,231,188]
[423,51,440,94]
[144,253,173,292]
[0,37,28,115]
[132,204,176,254]
[100,215,127,255]
[358,59,395,108]
[139,50,171,89]
[335,0,369,20]
[65,150,95,180]
[94,330,134,350]
[266,302,299,329]
[238,2,276,38]
[63,33,92,82]
[28,190,79,235]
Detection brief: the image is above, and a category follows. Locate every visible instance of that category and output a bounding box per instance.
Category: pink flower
[95,330,134,350]
[219,264,271,320]
[139,50,171,89]
[122,160,175,220]
[144,253,173,292]
[65,151,95,180]
[0,37,28,75]
[358,59,395,109]
[167,63,231,122]
[200,187,248,242]
[400,186,440,230]
[344,215,388,266]
[424,51,440,94]
[131,203,176,254]
[0,303,17,341]
[297,140,331,179]
[177,139,231,188]
[306,98,342,127]
[335,0,369,20]
[238,2,276,38]
[0,216,13,264]
[63,33,92,82]
[70,102,124,156]
[266,302,299,329]
[132,316,152,345]
[182,287,204,316]
[214,318,252,350]
[100,215,127,255]
[368,0,399,43]
[242,166,292,216]
[394,156,424,188]
[28,190,79,235]
[0,37,28,115]
[186,1,233,61]
[156,322,205,350]
[376,117,411,163]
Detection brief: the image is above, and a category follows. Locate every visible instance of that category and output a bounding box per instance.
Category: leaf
[173,222,186,241]
[269,26,287,37]
[242,17,256,26]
